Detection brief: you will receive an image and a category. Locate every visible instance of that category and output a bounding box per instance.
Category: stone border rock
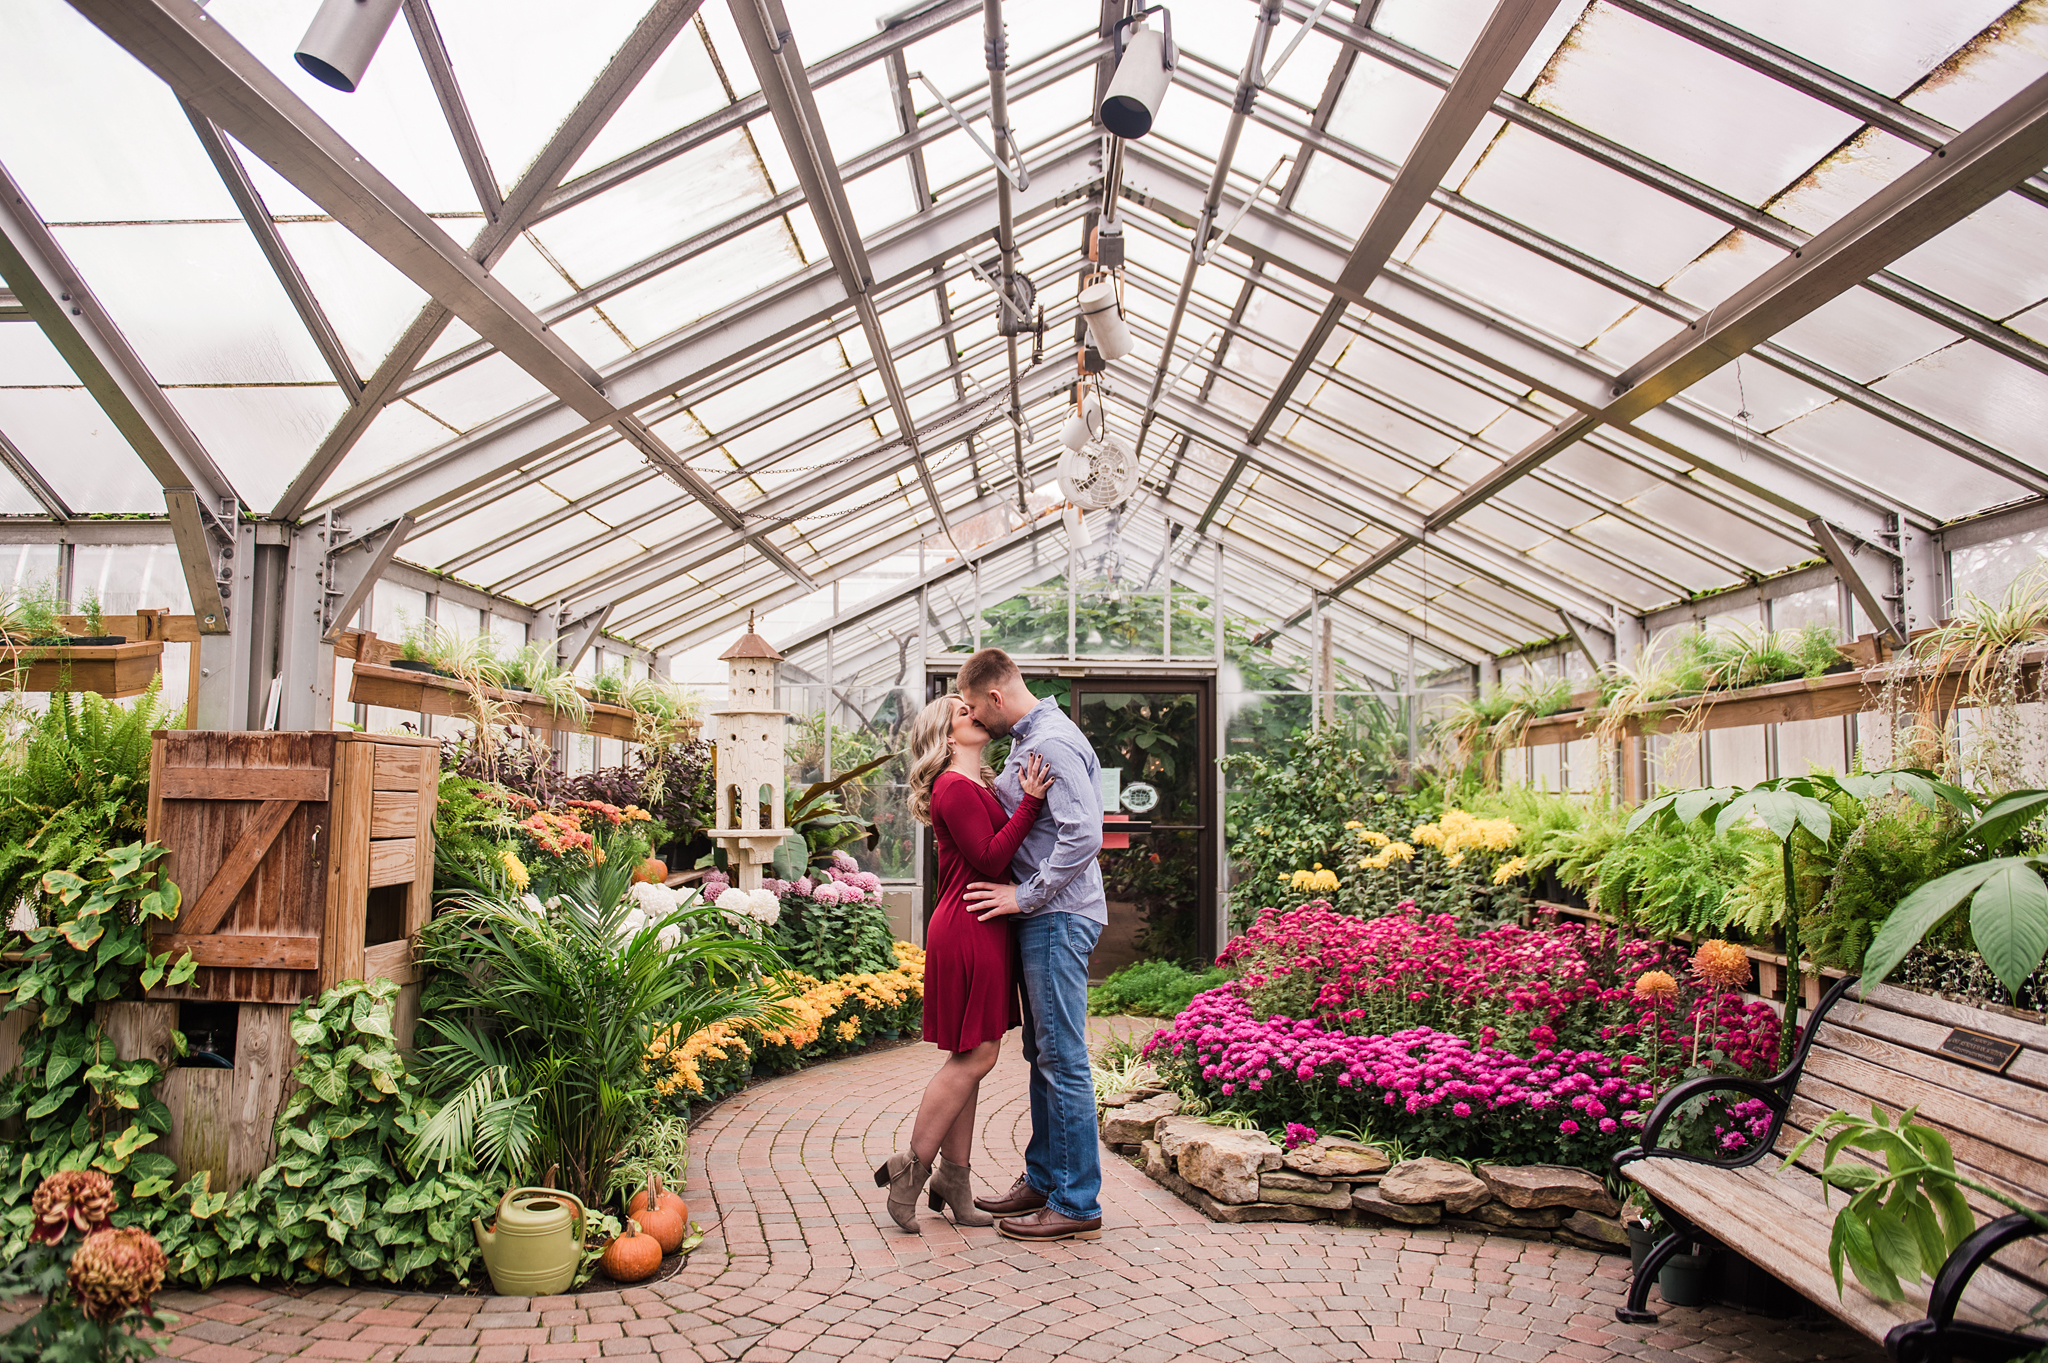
[1103,1102,1627,1253]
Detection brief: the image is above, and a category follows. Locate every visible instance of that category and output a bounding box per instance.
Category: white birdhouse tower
[709,616,795,890]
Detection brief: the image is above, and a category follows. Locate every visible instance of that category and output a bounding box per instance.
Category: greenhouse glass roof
[5,0,2048,672]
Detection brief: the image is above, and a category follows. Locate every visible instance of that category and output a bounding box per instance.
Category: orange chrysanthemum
[1690,939,1752,991]
[1633,970,1679,1004]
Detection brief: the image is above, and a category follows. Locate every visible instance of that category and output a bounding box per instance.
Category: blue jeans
[1015,911,1103,1222]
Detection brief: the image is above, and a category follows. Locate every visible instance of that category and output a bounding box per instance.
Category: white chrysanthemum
[749,888,782,925]
[656,924,682,951]
[714,888,753,915]
[629,881,681,916]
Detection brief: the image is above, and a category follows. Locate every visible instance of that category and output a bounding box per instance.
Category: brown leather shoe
[996,1206,1102,1242]
[974,1173,1047,1216]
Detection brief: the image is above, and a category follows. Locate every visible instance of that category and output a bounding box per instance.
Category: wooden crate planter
[138,731,438,1190]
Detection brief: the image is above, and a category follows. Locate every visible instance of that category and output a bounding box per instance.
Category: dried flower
[31,1170,115,1245]
[1633,970,1679,1004]
[1690,939,1752,991]
[67,1226,167,1322]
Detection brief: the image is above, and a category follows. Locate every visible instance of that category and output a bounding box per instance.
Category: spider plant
[1485,673,1573,751]
[1909,564,2048,703]
[625,679,700,745]
[500,642,590,725]
[589,665,634,707]
[407,884,787,1211]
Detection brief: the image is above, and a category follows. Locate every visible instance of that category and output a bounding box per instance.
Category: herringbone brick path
[120,1020,1885,1363]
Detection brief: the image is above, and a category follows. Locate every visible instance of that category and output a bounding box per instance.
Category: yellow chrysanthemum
[1413,809,1520,857]
[1355,828,1391,847]
[1343,820,1363,830]
[1491,855,1528,886]
[499,847,530,891]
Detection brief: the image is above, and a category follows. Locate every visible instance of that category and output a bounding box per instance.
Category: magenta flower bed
[1145,902,1786,1168]
[1146,987,1658,1166]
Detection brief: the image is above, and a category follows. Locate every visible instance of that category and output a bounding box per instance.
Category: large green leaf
[1961,789,2048,856]
[1967,860,2048,998]
[1862,859,2009,987]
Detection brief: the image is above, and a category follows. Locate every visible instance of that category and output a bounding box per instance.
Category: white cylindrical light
[1077,280,1133,362]
[1061,389,1102,451]
[1100,24,1173,140]
[296,0,405,92]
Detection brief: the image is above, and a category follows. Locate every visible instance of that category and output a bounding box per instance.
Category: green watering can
[474,1187,587,1296]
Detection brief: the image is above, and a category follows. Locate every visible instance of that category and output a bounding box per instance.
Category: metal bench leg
[1617,1231,1686,1325]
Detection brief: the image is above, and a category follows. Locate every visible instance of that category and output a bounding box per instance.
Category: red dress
[923,771,1043,1052]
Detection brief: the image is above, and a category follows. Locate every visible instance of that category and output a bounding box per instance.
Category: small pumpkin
[601,1218,663,1283]
[633,857,668,885]
[627,1174,687,1253]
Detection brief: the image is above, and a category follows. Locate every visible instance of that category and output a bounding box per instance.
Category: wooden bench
[1615,975,2048,1362]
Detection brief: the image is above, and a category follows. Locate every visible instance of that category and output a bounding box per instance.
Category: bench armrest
[1887,1213,2048,1363]
[1612,1076,1786,1172]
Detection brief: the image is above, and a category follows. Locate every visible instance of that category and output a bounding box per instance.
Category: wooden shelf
[2,639,166,698]
[346,660,698,743]
[1516,648,2043,748]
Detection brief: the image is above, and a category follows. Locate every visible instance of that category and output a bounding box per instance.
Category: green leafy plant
[766,887,897,980]
[408,887,786,1211]
[589,666,632,706]
[1221,724,1403,930]
[144,979,497,1289]
[0,683,177,921]
[613,1114,689,1209]
[79,592,106,640]
[1864,786,2048,999]
[1087,960,1226,1017]
[0,843,195,1259]
[771,754,895,879]
[1781,1105,2005,1303]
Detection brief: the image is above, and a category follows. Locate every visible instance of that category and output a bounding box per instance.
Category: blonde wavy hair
[908,694,997,825]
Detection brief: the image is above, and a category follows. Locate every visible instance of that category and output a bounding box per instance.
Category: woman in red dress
[873,694,1053,1233]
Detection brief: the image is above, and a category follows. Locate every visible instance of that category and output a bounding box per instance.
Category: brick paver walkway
[134,1020,1886,1363]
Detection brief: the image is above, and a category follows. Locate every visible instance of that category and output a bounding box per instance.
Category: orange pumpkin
[627,1174,688,1254]
[633,858,668,885]
[601,1219,663,1283]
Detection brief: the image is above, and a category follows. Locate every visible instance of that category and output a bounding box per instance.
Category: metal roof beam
[318,134,1100,535]
[1195,0,1569,531]
[1609,0,2048,212]
[1121,141,1919,537]
[1309,68,2048,613]
[1284,0,2048,381]
[400,0,502,222]
[268,0,707,519]
[732,0,959,552]
[0,426,71,522]
[1162,64,2048,497]
[0,159,232,630]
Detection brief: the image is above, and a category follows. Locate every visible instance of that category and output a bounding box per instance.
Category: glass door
[922,671,1216,978]
[1071,681,1213,977]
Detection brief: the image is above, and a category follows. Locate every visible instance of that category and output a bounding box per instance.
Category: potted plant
[394,616,448,676]
[590,665,633,708]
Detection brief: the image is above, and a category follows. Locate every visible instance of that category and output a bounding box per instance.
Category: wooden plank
[407,735,435,942]
[52,612,200,643]
[347,661,700,743]
[368,789,419,839]
[226,1004,293,1191]
[4,641,167,698]
[153,935,319,970]
[0,1007,31,1079]
[392,980,422,1051]
[96,1001,177,1073]
[371,744,429,789]
[1826,994,2048,1091]
[363,939,416,985]
[1803,1027,2048,1163]
[161,1066,231,1191]
[158,767,330,802]
[174,798,301,938]
[323,740,374,992]
[1627,1158,1923,1341]
[368,838,416,888]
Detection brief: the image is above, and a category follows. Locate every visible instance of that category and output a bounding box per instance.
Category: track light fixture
[1100,7,1177,140]
[295,0,404,91]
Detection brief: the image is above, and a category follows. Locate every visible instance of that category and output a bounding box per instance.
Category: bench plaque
[1936,1026,2022,1074]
